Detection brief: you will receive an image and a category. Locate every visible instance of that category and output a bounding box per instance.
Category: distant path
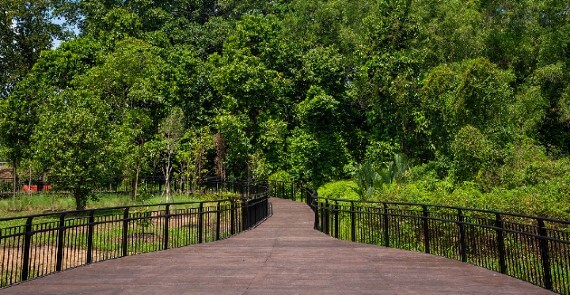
[2,198,552,294]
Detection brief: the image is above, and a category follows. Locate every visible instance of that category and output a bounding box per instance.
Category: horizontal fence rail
[0,182,269,288]
[269,181,570,295]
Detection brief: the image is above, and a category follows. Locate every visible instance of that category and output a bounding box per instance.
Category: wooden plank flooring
[1,198,553,294]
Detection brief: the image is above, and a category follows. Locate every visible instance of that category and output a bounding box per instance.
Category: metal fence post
[163,204,170,250]
[458,209,467,262]
[230,200,235,235]
[264,195,269,218]
[21,217,33,282]
[314,196,319,230]
[422,205,430,254]
[56,214,66,271]
[334,202,339,239]
[252,199,257,225]
[537,219,553,290]
[319,200,324,231]
[241,199,249,230]
[351,201,356,242]
[383,203,389,247]
[86,210,95,264]
[122,208,129,257]
[198,202,204,243]
[216,201,221,240]
[324,199,330,235]
[495,214,507,274]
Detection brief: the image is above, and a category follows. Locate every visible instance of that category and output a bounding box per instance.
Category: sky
[51,17,80,49]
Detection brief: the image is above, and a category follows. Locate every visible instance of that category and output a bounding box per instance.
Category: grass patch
[0,191,237,219]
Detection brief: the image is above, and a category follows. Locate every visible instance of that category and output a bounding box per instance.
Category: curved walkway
[2,198,552,294]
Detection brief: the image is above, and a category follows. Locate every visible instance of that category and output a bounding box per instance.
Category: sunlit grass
[0,191,230,219]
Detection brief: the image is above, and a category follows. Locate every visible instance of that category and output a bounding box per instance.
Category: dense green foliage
[1,0,569,215]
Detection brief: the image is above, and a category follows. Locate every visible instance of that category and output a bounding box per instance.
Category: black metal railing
[0,181,269,288]
[268,180,316,207]
[269,181,570,295]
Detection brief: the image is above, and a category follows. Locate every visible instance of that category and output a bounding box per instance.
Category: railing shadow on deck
[269,181,570,295]
[0,181,270,289]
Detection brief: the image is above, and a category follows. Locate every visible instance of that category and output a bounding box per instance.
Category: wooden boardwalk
[2,198,553,294]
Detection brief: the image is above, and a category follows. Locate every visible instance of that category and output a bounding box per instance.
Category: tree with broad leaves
[32,89,111,211]
[152,107,185,202]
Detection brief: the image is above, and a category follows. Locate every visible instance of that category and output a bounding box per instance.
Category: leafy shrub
[352,162,384,201]
[317,180,360,201]
[451,125,497,182]
[339,151,570,220]
[268,170,293,183]
[480,139,570,189]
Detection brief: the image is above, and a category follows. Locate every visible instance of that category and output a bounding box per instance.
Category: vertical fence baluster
[423,205,430,254]
[314,194,319,230]
[56,214,66,271]
[21,217,33,282]
[537,219,553,290]
[351,201,356,242]
[163,204,170,250]
[495,214,507,274]
[241,199,249,230]
[187,208,194,244]
[291,182,294,201]
[458,209,467,262]
[251,199,255,226]
[334,202,339,239]
[324,199,329,235]
[198,203,204,243]
[264,195,268,218]
[319,203,326,232]
[216,202,221,241]
[86,211,94,264]
[383,203,389,247]
[230,200,235,235]
[122,208,129,257]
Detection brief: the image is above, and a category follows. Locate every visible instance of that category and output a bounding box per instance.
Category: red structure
[22,184,51,192]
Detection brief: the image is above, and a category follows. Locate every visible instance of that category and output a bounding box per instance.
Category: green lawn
[0,191,229,219]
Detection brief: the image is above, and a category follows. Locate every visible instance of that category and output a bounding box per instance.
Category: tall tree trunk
[178,163,184,194]
[186,164,191,195]
[134,167,140,201]
[131,178,136,200]
[194,147,204,194]
[163,158,171,202]
[74,186,86,211]
[164,172,170,201]
[214,133,226,181]
[28,167,32,195]
[12,164,18,203]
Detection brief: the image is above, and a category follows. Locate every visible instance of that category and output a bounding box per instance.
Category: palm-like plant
[353,154,410,201]
[385,153,410,184]
[353,162,383,201]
